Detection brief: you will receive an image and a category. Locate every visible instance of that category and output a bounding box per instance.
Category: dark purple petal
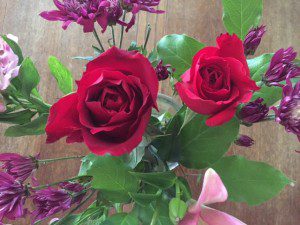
[238,98,269,124]
[243,25,266,56]
[234,135,254,147]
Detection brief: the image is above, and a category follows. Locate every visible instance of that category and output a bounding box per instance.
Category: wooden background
[0,0,299,224]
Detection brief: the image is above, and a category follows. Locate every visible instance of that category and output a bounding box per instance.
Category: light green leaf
[212,155,292,205]
[169,198,188,224]
[222,0,263,40]
[130,171,177,189]
[87,155,139,203]
[48,56,74,94]
[0,109,36,124]
[247,54,273,80]
[252,82,282,106]
[4,114,48,137]
[18,57,40,99]
[157,34,205,78]
[178,115,240,169]
[129,190,162,207]
[100,213,139,225]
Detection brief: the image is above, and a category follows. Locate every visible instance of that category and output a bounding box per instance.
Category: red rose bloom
[45,47,158,156]
[176,34,259,126]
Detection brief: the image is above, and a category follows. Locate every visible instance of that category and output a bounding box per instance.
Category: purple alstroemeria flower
[40,0,124,33]
[121,0,164,31]
[0,153,38,182]
[234,135,254,147]
[0,172,27,223]
[155,60,174,81]
[0,35,20,91]
[238,98,269,124]
[272,78,300,141]
[264,47,300,86]
[31,182,85,224]
[243,25,266,56]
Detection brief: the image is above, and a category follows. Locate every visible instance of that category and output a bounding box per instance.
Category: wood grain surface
[0,1,299,224]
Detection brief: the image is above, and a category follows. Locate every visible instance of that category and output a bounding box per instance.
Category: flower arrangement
[0,0,299,225]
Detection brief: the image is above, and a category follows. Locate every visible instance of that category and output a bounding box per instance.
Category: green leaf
[5,114,48,137]
[52,215,80,225]
[169,198,188,224]
[252,82,282,106]
[129,190,162,207]
[2,35,24,64]
[18,57,40,99]
[76,203,105,224]
[0,109,36,124]
[247,54,273,79]
[178,115,240,169]
[130,171,177,189]
[87,155,139,203]
[100,213,139,225]
[212,155,292,206]
[157,34,205,78]
[48,56,74,94]
[222,0,263,40]
[78,154,98,176]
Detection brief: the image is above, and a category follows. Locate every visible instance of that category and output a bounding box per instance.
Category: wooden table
[0,0,299,224]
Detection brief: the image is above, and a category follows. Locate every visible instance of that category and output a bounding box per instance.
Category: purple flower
[264,47,300,86]
[121,0,164,31]
[272,79,300,141]
[31,182,85,223]
[0,153,38,182]
[243,25,266,56]
[234,135,254,147]
[155,60,174,81]
[238,98,269,124]
[0,35,20,91]
[40,0,124,33]
[0,172,27,222]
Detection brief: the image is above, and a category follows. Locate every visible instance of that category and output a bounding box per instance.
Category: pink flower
[0,35,20,91]
[40,0,124,33]
[179,168,246,225]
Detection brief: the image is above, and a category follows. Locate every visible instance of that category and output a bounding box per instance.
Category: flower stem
[119,11,127,48]
[150,210,158,225]
[111,26,116,46]
[143,24,152,50]
[31,176,88,190]
[38,155,85,165]
[115,203,123,213]
[93,29,105,52]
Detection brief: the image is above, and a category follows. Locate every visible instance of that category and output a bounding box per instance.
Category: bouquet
[0,0,299,224]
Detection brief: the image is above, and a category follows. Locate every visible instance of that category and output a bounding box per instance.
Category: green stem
[119,11,126,48]
[150,210,158,225]
[31,176,87,190]
[38,155,85,165]
[175,181,181,199]
[143,24,152,50]
[115,203,123,213]
[111,26,116,46]
[93,29,105,52]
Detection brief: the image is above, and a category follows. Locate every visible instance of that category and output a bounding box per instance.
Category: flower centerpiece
[0,0,299,224]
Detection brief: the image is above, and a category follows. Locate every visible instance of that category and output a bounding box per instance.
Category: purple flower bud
[243,25,266,56]
[0,172,27,222]
[238,98,269,124]
[31,182,85,223]
[234,135,254,147]
[0,153,38,182]
[40,0,124,33]
[155,60,174,81]
[0,35,20,91]
[264,47,300,86]
[272,78,300,141]
[121,0,164,31]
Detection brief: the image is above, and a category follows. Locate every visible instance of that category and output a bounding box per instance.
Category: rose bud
[176,33,259,126]
[155,60,174,81]
[0,153,38,182]
[243,25,266,56]
[121,0,164,31]
[40,0,124,33]
[31,182,85,223]
[45,47,159,156]
[0,172,27,223]
[264,47,300,86]
[234,135,254,147]
[272,78,300,141]
[0,35,20,91]
[238,98,269,124]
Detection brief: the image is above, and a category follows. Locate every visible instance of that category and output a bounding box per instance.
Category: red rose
[176,34,259,126]
[45,47,158,156]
